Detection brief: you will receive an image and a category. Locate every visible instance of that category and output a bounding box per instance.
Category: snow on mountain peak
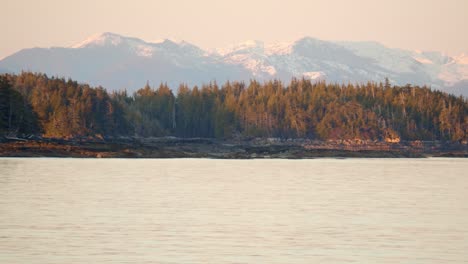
[216,40,264,56]
[71,33,204,58]
[215,40,281,77]
[455,53,468,65]
[152,38,187,46]
[134,45,154,57]
[265,42,294,55]
[71,32,125,48]
[413,56,434,65]
[303,71,326,80]
[294,36,327,47]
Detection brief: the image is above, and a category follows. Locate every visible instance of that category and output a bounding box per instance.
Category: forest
[1,72,467,142]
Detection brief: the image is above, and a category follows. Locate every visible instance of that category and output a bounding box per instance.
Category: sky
[2,0,468,59]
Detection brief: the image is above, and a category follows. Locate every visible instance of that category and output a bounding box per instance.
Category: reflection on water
[1,158,467,264]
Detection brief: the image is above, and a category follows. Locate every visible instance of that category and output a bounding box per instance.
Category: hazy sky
[2,0,468,59]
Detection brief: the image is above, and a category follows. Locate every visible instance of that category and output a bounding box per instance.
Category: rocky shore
[1,137,467,158]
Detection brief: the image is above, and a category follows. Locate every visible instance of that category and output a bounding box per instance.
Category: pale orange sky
[2,0,468,58]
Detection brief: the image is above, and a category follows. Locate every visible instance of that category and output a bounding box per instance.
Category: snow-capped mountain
[1,32,467,96]
[0,32,250,90]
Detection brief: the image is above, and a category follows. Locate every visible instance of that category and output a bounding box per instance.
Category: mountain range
[1,32,467,96]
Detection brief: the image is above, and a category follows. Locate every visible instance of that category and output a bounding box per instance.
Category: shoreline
[1,137,467,159]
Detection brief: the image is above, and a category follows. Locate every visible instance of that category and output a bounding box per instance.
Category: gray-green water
[1,158,467,264]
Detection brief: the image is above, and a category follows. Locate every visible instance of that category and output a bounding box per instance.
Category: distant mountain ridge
[1,32,467,95]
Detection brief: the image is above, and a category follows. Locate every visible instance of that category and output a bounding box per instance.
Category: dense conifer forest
[1,72,467,142]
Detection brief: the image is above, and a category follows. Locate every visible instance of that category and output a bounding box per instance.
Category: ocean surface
[1,158,467,264]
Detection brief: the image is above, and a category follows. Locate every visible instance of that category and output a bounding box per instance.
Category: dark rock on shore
[1,137,467,158]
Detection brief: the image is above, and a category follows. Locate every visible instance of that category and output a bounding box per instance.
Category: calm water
[0,158,467,264]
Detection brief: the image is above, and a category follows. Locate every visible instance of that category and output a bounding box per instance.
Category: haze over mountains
[1,32,467,96]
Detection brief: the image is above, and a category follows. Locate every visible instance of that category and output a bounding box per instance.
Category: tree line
[1,72,467,142]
